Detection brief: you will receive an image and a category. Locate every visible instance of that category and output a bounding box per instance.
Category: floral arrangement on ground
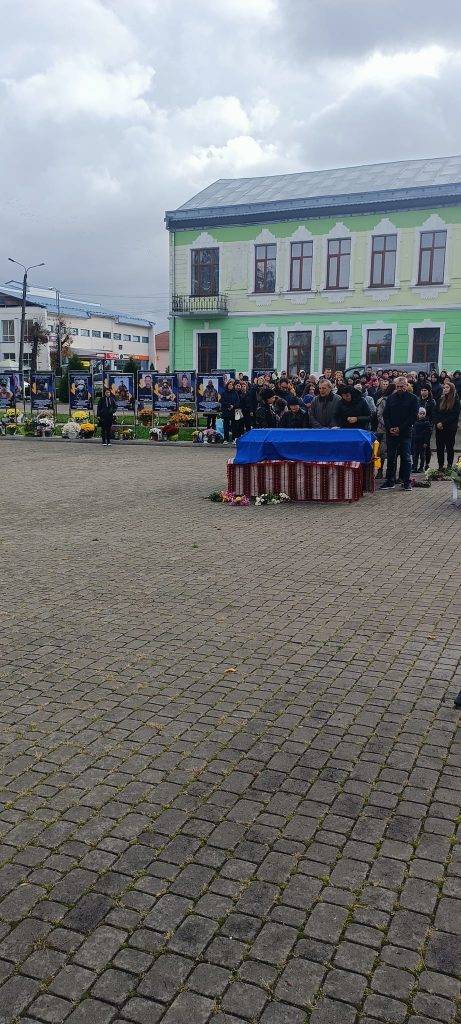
[208,490,290,507]
[425,467,454,481]
[450,459,461,487]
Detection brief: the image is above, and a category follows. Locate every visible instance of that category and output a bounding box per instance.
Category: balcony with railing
[171,293,228,316]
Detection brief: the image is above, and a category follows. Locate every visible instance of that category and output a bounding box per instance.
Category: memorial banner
[197,374,224,414]
[152,374,178,413]
[137,371,154,410]
[251,368,276,381]
[175,371,196,407]
[0,372,22,409]
[108,373,135,411]
[31,372,55,410]
[69,372,93,411]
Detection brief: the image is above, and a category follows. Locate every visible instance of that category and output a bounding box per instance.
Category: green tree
[29,320,49,374]
[58,353,86,402]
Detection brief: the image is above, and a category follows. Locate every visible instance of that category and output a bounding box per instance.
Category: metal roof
[165,154,461,229]
[0,286,154,328]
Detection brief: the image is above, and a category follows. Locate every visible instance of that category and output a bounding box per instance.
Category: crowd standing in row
[217,367,461,491]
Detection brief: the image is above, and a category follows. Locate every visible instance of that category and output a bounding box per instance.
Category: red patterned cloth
[227,459,375,502]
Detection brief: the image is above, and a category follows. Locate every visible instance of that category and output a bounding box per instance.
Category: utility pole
[55,289,61,376]
[8,258,45,371]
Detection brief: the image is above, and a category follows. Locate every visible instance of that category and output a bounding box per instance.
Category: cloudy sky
[1,0,461,327]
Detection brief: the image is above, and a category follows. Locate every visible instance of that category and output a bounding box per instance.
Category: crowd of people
[218,367,461,491]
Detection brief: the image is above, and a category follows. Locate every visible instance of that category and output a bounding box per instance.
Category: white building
[0,285,156,370]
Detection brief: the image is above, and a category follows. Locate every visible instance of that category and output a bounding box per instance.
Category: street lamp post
[8,258,45,371]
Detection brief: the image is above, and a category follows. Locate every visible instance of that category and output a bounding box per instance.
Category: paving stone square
[0,439,460,1023]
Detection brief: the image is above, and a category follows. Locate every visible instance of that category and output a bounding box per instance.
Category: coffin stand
[227,458,375,503]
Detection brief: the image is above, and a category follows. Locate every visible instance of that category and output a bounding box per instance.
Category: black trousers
[412,439,430,471]
[222,414,234,442]
[435,427,456,468]
[100,421,113,444]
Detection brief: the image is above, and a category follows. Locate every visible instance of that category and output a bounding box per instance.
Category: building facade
[165,156,461,374]
[154,330,170,372]
[0,286,156,371]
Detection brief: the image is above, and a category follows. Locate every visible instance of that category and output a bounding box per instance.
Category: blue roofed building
[0,285,156,371]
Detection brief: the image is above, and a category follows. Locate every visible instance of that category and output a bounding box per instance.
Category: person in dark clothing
[381,376,419,490]
[255,388,279,427]
[435,380,460,469]
[418,385,436,424]
[452,370,461,398]
[412,408,432,472]
[280,397,309,429]
[309,380,340,428]
[97,387,117,445]
[232,381,245,439]
[239,381,254,433]
[220,380,237,444]
[335,385,372,430]
[429,372,442,403]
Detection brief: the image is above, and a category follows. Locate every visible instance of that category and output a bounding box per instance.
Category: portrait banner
[152,374,178,413]
[175,371,196,407]
[197,374,225,414]
[0,372,23,410]
[69,372,93,412]
[108,373,135,411]
[31,372,55,411]
[137,370,154,410]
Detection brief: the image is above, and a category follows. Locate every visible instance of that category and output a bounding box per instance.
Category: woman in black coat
[220,380,237,444]
[335,385,372,430]
[97,387,117,446]
[435,380,460,469]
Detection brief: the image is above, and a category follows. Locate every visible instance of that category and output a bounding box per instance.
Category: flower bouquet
[254,492,291,506]
[79,421,96,438]
[149,426,164,441]
[425,467,452,481]
[411,476,431,489]
[138,407,153,425]
[450,459,461,487]
[61,420,81,440]
[162,420,179,440]
[35,414,54,437]
[119,427,134,440]
[71,410,88,422]
[208,490,249,506]
[23,415,37,436]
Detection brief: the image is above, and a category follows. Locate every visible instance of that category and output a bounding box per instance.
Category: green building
[165,155,461,375]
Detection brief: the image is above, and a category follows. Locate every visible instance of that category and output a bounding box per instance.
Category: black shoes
[454,691,461,709]
[379,481,395,489]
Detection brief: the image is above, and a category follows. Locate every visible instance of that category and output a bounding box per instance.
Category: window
[191,248,219,296]
[197,332,217,373]
[323,330,347,372]
[290,241,313,291]
[24,320,34,342]
[366,328,392,364]
[287,331,311,375]
[370,234,397,287]
[92,330,101,338]
[2,320,15,344]
[326,238,351,289]
[118,344,123,351]
[132,335,140,342]
[412,327,440,363]
[81,329,90,337]
[253,331,275,370]
[70,327,79,336]
[113,333,121,341]
[102,331,111,339]
[418,230,446,285]
[255,244,276,293]
[123,334,131,342]
[22,353,32,366]
[142,336,149,343]
[2,352,15,361]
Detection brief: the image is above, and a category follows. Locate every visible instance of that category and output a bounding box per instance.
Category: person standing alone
[97,386,117,446]
[381,377,419,491]
[435,380,460,470]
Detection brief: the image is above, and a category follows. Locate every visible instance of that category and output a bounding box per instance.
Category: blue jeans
[386,433,412,485]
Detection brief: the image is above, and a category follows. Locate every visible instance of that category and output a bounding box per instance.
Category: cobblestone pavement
[0,439,460,1024]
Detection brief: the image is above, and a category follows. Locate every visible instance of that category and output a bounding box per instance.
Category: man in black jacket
[97,387,117,446]
[381,377,419,490]
[280,396,309,428]
[335,385,372,430]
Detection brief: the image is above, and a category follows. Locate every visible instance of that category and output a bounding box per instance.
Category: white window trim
[361,322,397,365]
[407,320,445,364]
[364,218,401,292]
[411,215,451,290]
[282,226,316,295]
[193,328,222,373]
[188,231,222,298]
[317,323,352,375]
[248,229,279,297]
[248,323,279,373]
[281,323,316,373]
[319,222,354,294]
